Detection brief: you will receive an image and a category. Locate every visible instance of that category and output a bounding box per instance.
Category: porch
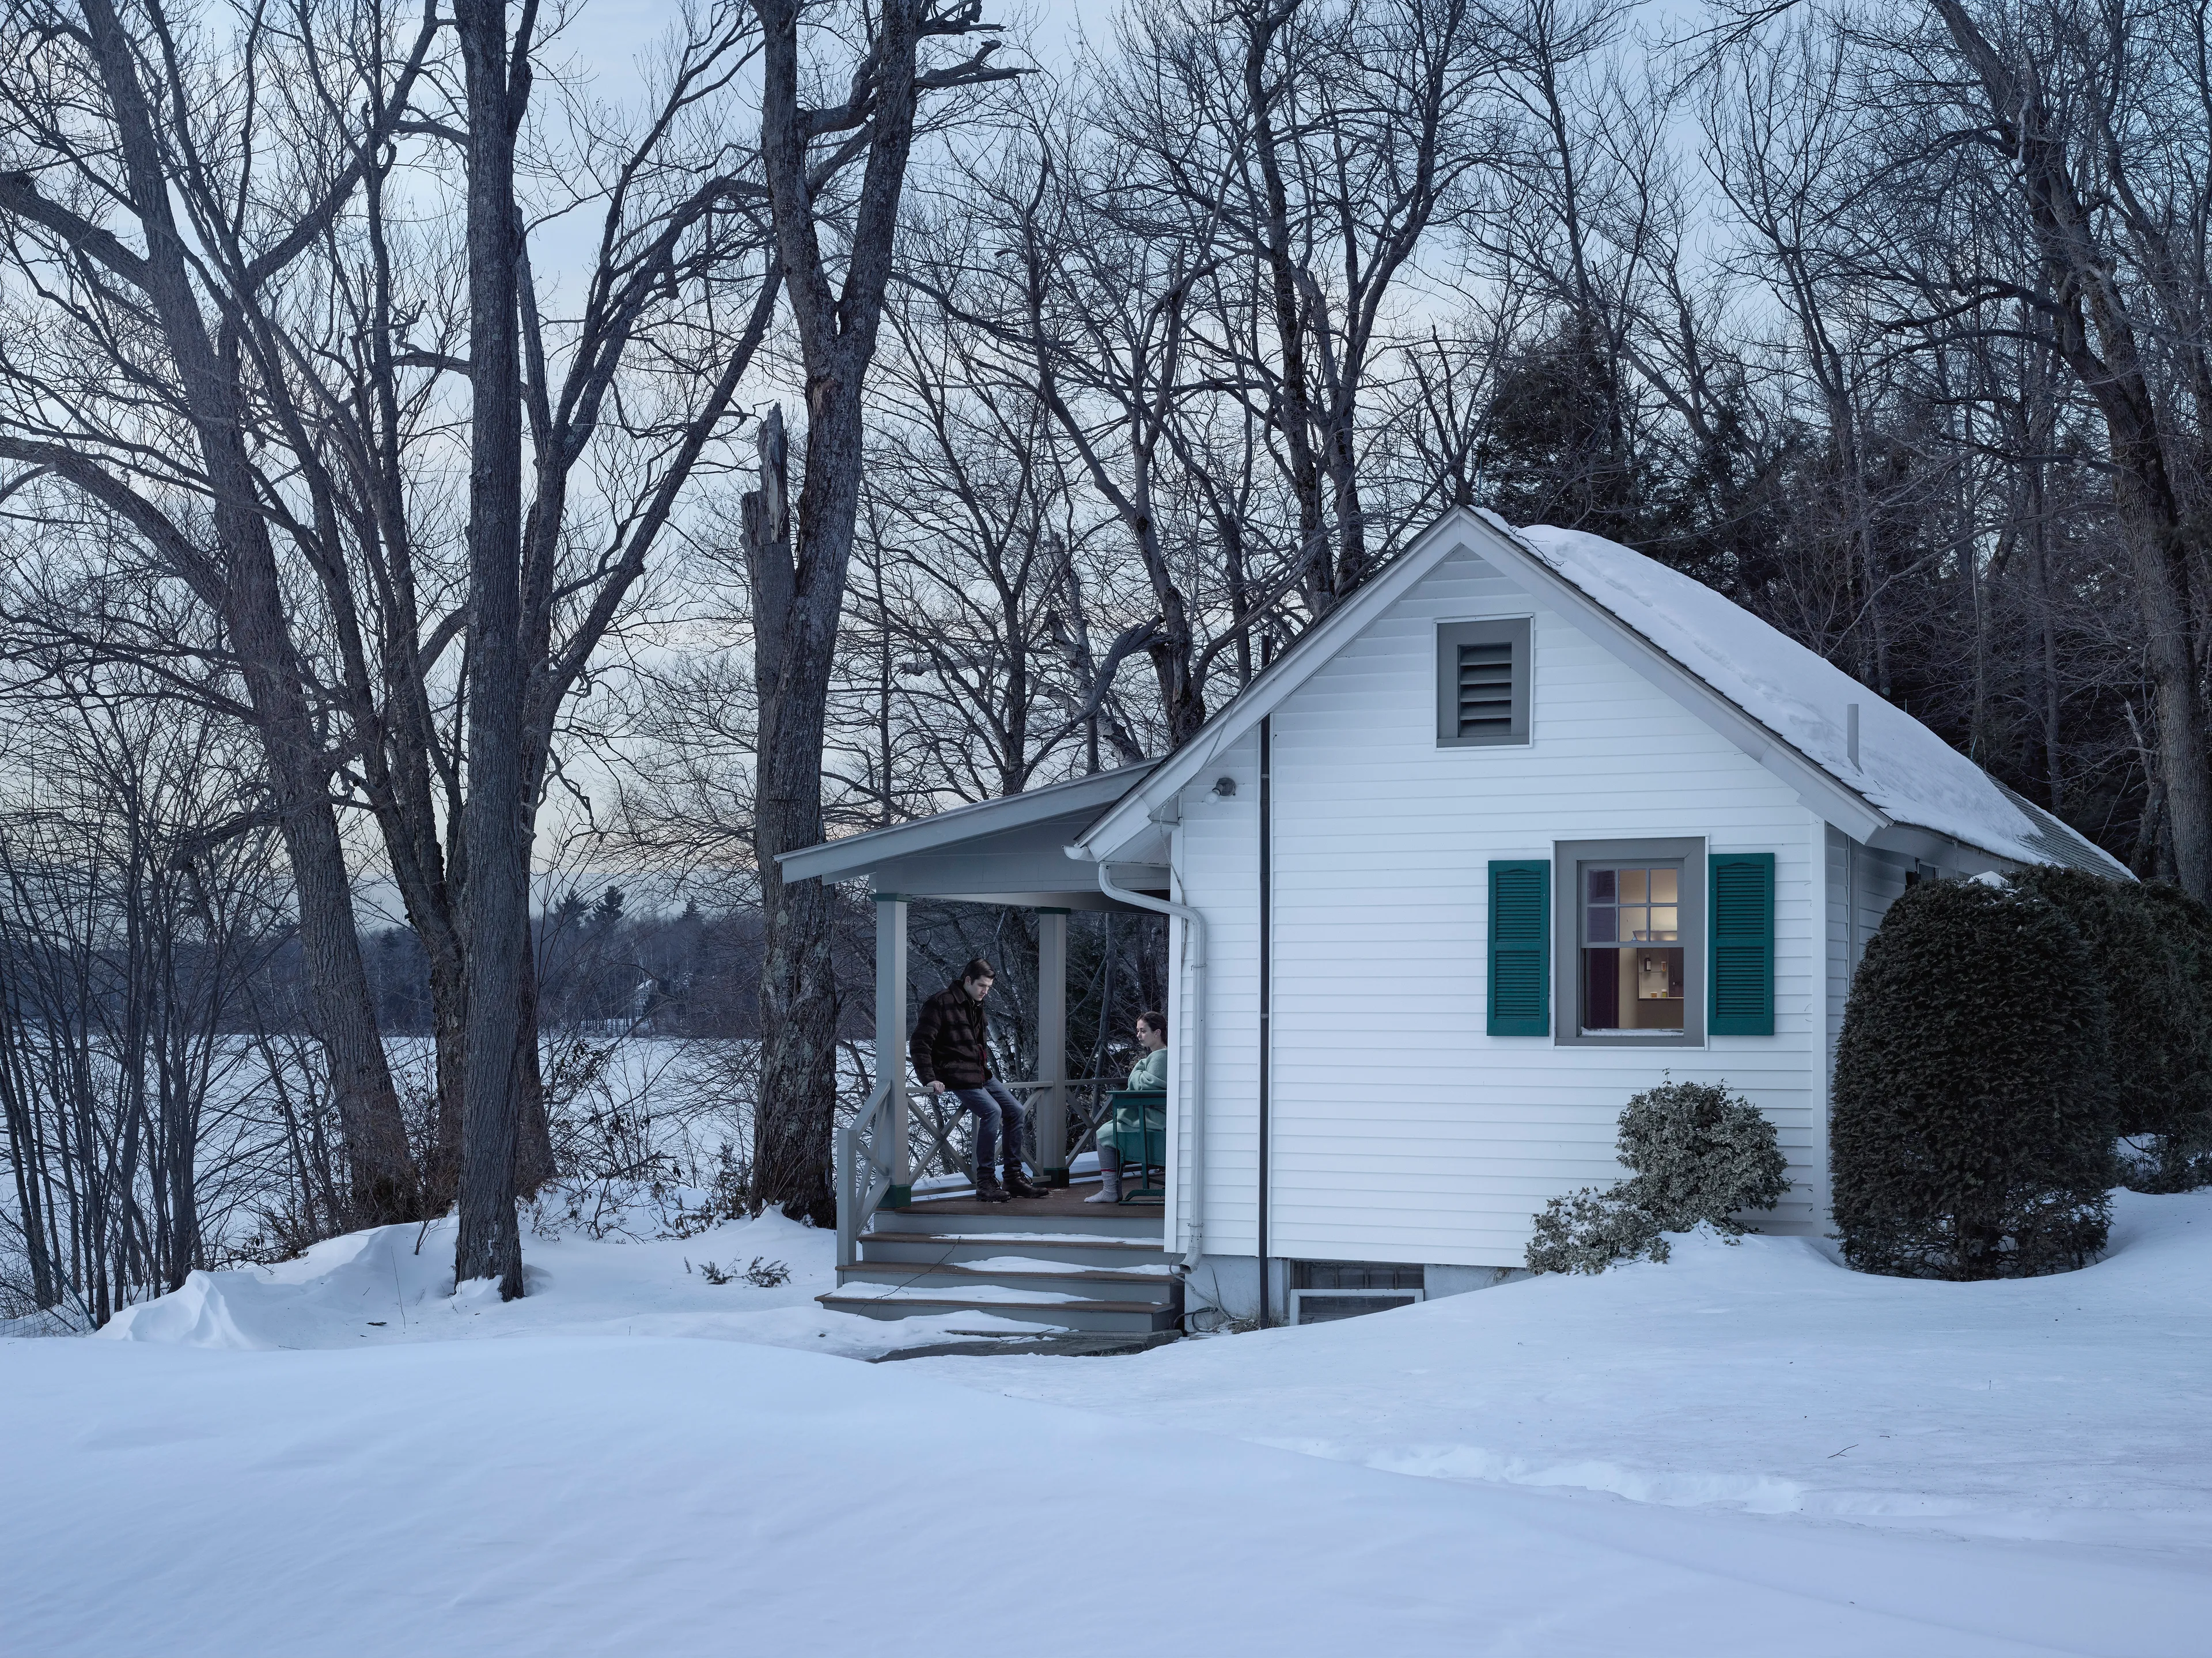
[775,764,1179,1335]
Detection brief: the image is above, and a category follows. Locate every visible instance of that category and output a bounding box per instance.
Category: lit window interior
[1582,866,1684,1032]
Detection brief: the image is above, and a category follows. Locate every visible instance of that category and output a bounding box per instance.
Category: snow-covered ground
[87,1206,991,1360]
[3,1193,2208,1655]
[911,1192,2212,1555]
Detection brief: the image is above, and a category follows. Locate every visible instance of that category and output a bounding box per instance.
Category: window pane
[1631,948,1685,1028]
[1579,862,1688,1034]
[1582,948,1620,1028]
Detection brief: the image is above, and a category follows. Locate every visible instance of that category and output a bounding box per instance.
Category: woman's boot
[1084,1148,1123,1203]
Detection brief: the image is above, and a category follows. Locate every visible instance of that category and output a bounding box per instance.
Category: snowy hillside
[5,1193,2209,1654]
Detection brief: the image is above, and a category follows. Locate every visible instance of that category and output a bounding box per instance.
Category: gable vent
[1457,642,1515,736]
[1437,618,1531,748]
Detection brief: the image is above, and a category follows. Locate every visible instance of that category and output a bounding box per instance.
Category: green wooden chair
[1101,1089,1166,1203]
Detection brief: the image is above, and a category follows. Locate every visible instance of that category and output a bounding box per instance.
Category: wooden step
[858,1233,1173,1269]
[838,1260,1177,1301]
[869,1205,1162,1240]
[817,1289,1180,1334]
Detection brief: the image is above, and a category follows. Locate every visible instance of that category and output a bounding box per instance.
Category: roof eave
[779,761,1156,884]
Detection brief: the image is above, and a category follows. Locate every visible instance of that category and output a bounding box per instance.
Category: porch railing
[835,1079,902,1272]
[835,1072,1123,1270]
[900,1076,1116,1184]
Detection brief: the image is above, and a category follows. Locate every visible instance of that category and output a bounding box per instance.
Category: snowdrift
[8,1189,2208,1654]
[96,1206,1024,1358]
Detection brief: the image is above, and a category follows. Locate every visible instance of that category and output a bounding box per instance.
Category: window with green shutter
[1709,852,1775,1035]
[1488,859,1551,1036]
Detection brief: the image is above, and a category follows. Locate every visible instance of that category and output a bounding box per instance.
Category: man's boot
[1084,1148,1123,1204]
[972,1164,1010,1203]
[1003,1156,1048,1199]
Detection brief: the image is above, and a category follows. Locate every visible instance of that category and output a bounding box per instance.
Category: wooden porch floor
[896,1175,1165,1225]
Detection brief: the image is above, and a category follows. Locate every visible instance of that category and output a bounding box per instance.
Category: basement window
[1436,618,1531,747]
[1289,1260,1426,1326]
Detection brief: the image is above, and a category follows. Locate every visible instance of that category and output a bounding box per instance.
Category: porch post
[1036,907,1070,1186]
[874,892,911,1206]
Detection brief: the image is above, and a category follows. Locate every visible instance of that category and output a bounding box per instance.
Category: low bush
[694,1256,790,1288]
[1527,1080,1789,1274]
[1832,877,2114,1280]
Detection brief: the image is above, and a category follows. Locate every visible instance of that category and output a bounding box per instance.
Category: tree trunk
[70,0,417,1225]
[744,408,839,1224]
[278,787,418,1225]
[452,0,530,1297]
[744,0,1007,1219]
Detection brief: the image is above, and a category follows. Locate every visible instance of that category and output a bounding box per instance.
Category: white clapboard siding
[1173,541,1830,1268]
[1170,730,1262,1256]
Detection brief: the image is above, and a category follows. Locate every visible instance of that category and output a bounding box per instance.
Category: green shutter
[1709,852,1775,1035]
[1487,860,1551,1036]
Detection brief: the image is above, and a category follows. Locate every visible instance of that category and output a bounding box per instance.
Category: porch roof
[775,762,1158,910]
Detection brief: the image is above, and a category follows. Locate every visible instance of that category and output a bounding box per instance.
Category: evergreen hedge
[2118,880,2212,1188]
[1831,877,2115,1279]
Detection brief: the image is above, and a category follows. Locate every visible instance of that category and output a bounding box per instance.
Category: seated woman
[1086,1009,1166,1204]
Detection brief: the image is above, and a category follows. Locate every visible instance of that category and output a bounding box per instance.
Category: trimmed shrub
[1831,878,2114,1279]
[2121,880,2212,1189]
[2012,869,2212,1178]
[1527,1080,1789,1274]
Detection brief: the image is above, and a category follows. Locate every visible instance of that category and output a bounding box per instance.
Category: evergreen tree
[2012,869,2212,1189]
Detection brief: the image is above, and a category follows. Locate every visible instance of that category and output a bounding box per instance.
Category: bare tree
[0,0,789,1291]
[743,0,1020,1222]
[0,669,298,1324]
[0,0,434,1222]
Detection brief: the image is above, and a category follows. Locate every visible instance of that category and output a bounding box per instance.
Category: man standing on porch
[909,958,1047,1203]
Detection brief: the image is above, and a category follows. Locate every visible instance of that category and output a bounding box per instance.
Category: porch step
[838,1260,1176,1300]
[824,1178,1179,1334]
[817,1290,1180,1334]
[858,1233,1175,1270]
[868,1205,1162,1239]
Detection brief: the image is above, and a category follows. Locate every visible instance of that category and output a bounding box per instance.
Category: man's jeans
[950,1081,1028,1172]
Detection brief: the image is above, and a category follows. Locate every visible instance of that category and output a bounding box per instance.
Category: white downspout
[1096,858,1206,1270]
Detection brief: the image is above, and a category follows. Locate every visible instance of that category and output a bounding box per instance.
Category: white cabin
[785,507,2123,1331]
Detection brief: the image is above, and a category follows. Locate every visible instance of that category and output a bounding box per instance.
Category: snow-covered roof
[778,762,1154,884]
[1509,523,2126,876]
[1074,508,2124,878]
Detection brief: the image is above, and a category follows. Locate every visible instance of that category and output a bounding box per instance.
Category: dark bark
[745,0,1014,1221]
[742,409,841,1222]
[33,0,419,1225]
[452,0,531,1297]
